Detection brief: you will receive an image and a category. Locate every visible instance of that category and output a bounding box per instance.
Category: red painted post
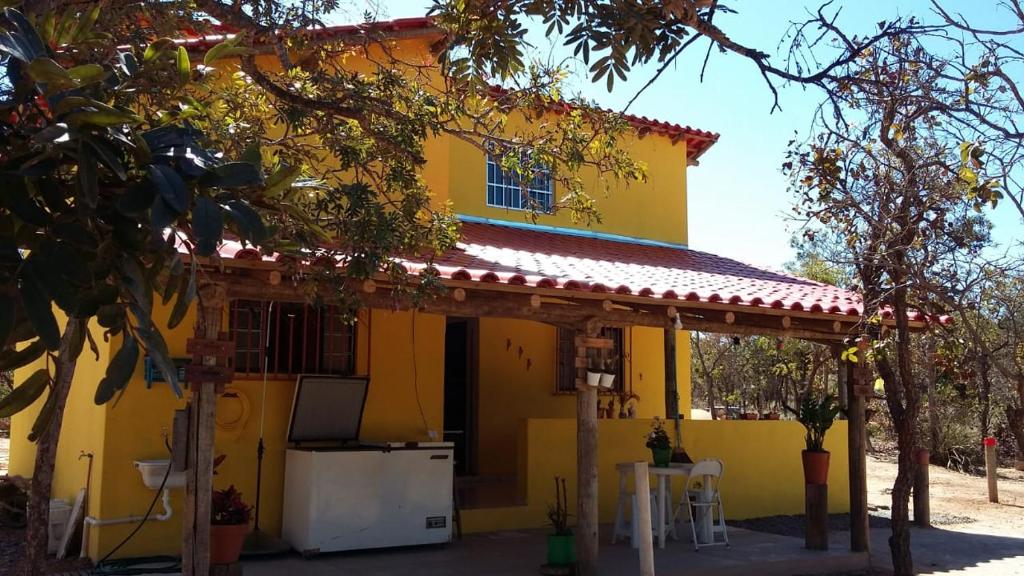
[984,437,999,503]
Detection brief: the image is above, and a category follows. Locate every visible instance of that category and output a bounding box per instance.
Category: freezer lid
[286,375,369,443]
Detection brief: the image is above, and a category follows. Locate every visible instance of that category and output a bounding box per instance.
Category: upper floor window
[486,151,553,212]
[230,300,356,379]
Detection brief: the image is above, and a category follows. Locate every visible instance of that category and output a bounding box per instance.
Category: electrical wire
[95,439,174,566]
[410,311,430,438]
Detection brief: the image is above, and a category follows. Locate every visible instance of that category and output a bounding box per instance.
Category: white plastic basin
[133,459,186,490]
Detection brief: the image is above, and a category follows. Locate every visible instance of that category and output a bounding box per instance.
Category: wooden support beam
[782,315,792,329]
[664,327,678,420]
[452,288,466,302]
[633,462,655,576]
[848,337,870,553]
[576,323,600,576]
[362,279,377,293]
[268,270,281,286]
[913,448,930,527]
[183,283,226,576]
[805,483,829,550]
[210,271,856,340]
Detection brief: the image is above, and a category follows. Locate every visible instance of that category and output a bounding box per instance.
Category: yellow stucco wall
[461,419,851,533]
[446,117,689,246]
[475,319,691,478]
[64,303,447,559]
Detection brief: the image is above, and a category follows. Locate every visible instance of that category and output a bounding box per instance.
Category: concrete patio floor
[242,525,869,576]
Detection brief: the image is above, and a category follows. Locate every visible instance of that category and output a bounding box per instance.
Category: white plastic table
[616,462,710,549]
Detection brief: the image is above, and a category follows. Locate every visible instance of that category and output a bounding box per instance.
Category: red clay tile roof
[211,221,950,324]
[414,221,866,317]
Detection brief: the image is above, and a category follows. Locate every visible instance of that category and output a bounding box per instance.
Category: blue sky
[341,1,1023,269]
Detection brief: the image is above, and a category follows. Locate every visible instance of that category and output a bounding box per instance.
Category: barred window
[555,327,624,393]
[486,152,553,211]
[229,300,355,378]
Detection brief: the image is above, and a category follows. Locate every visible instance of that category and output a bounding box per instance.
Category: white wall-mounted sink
[134,459,186,490]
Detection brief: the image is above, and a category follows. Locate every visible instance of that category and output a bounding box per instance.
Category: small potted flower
[599,356,618,389]
[545,477,575,568]
[645,417,672,467]
[210,485,252,565]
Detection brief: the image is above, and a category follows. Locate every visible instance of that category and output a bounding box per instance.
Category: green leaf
[176,46,190,84]
[77,142,98,209]
[28,383,58,442]
[161,254,184,305]
[18,267,60,351]
[116,184,156,216]
[143,38,175,63]
[94,331,138,405]
[67,63,107,84]
[241,142,261,167]
[0,294,14,347]
[0,368,50,418]
[0,339,46,371]
[135,320,181,396]
[148,164,188,214]
[203,39,255,65]
[198,162,262,189]
[223,199,267,244]
[71,3,101,42]
[119,255,152,316]
[167,259,195,330]
[193,197,223,257]
[264,164,301,197]
[26,57,72,86]
[64,109,141,127]
[5,177,51,226]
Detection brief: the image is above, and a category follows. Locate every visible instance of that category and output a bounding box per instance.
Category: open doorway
[444,318,478,476]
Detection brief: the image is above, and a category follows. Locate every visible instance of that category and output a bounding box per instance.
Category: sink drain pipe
[81,488,173,558]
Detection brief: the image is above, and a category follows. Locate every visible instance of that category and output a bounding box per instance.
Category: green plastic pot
[547,533,576,566]
[651,446,672,468]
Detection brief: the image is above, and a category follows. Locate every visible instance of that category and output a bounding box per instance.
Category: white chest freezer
[280,375,454,556]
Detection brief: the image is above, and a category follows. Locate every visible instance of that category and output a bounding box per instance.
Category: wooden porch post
[576,323,600,576]
[182,284,226,576]
[847,337,870,553]
[664,328,678,419]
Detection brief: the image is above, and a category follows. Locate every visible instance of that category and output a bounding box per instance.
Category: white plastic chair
[676,459,729,550]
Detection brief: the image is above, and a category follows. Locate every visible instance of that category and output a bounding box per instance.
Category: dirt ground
[866,452,1024,534]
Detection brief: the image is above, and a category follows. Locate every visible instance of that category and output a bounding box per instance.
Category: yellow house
[8,17,858,563]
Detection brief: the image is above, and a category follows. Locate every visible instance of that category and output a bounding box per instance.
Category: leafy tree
[1,2,653,572]
[786,32,994,575]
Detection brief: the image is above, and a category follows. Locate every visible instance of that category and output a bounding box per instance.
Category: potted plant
[210,485,253,565]
[618,391,639,419]
[545,477,575,567]
[797,393,840,485]
[646,417,672,467]
[599,356,618,389]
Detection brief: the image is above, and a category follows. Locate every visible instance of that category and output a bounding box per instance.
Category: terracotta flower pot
[767,412,781,420]
[802,450,830,485]
[210,523,249,565]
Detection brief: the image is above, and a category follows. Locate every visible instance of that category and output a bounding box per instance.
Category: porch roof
[414,220,868,318]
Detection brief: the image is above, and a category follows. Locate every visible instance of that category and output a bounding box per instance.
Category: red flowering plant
[211,485,253,526]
